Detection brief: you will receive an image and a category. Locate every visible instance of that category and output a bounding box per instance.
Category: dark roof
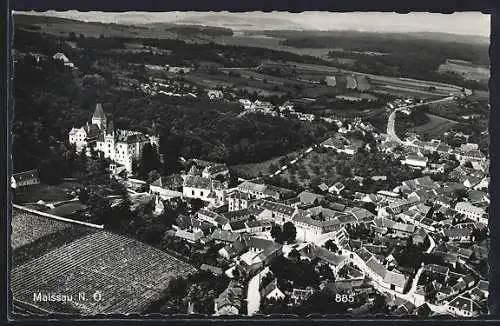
[200,264,223,275]
[305,245,345,266]
[228,190,252,201]
[261,200,295,216]
[333,182,345,190]
[115,130,149,144]
[211,229,240,243]
[197,209,219,221]
[348,207,375,220]
[151,174,184,189]
[105,115,114,134]
[223,207,263,221]
[298,191,324,204]
[443,227,474,238]
[246,220,270,228]
[321,137,344,148]
[248,236,275,250]
[84,123,102,139]
[214,281,243,312]
[366,257,387,279]
[447,296,480,313]
[92,103,106,120]
[229,220,247,231]
[328,202,347,212]
[184,175,223,189]
[415,176,438,188]
[12,169,39,183]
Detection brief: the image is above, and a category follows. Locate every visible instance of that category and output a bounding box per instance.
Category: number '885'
[335,293,355,303]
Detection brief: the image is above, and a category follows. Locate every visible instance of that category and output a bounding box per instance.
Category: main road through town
[247,267,270,316]
[386,96,456,144]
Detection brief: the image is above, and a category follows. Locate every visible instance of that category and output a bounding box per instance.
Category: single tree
[282,222,297,244]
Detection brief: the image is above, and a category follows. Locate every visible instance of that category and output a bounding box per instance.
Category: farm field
[372,85,446,99]
[437,59,490,83]
[260,60,463,99]
[11,208,74,250]
[188,69,343,98]
[214,35,333,58]
[408,114,459,138]
[13,14,183,40]
[11,231,196,315]
[11,207,97,267]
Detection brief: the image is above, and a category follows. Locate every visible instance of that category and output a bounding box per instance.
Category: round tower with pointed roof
[91,103,107,130]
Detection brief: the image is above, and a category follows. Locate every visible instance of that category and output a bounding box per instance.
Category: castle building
[69,103,160,173]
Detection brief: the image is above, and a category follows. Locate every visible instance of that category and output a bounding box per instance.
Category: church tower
[91,103,107,130]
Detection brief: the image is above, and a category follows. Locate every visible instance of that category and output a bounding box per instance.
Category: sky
[17,11,490,37]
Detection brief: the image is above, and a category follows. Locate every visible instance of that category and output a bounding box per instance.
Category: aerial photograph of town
[10,11,490,318]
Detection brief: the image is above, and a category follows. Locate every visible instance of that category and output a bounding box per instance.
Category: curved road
[386,96,456,143]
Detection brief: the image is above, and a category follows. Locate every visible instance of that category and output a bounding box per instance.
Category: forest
[12,29,332,175]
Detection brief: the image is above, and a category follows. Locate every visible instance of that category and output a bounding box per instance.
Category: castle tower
[91,103,107,130]
[105,114,115,136]
[103,114,115,161]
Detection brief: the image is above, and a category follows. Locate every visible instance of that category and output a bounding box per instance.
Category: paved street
[247,267,269,316]
[386,96,455,143]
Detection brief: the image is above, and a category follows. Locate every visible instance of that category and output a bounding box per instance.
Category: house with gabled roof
[211,229,240,245]
[291,288,314,303]
[237,240,283,277]
[455,201,487,224]
[214,281,244,316]
[260,278,286,301]
[174,229,204,243]
[218,239,249,260]
[11,169,40,189]
[200,264,223,276]
[183,175,228,207]
[227,190,255,212]
[446,295,481,317]
[197,209,222,226]
[301,244,349,276]
[329,182,346,195]
[442,226,475,243]
[149,175,184,200]
[257,200,298,225]
[401,154,428,168]
[223,207,263,223]
[237,180,280,200]
[296,191,325,206]
[317,183,330,193]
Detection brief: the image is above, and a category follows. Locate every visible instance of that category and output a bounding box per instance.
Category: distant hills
[169,13,305,31]
[14,12,488,46]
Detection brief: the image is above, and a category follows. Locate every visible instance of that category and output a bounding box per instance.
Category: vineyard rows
[12,231,196,314]
[11,209,72,249]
